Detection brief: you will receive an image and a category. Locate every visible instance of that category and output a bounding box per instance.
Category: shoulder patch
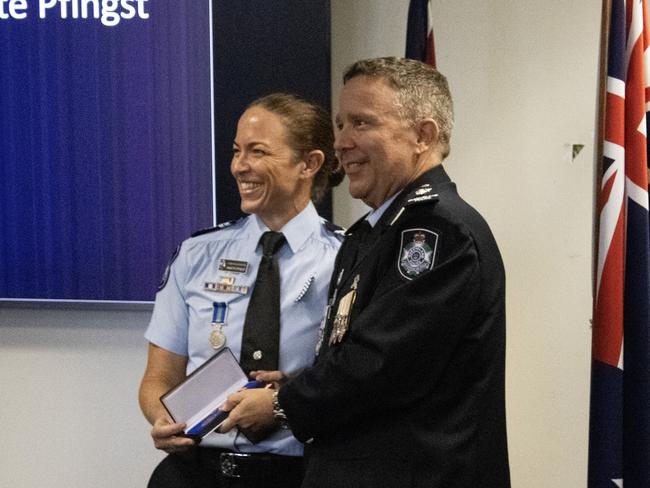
[158,244,181,291]
[191,218,242,238]
[397,228,439,280]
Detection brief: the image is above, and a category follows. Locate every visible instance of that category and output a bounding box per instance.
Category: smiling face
[231,107,310,229]
[334,76,425,209]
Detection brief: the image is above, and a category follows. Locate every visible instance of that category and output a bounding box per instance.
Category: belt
[197,448,303,480]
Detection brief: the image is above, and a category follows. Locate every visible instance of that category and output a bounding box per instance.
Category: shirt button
[253,350,263,360]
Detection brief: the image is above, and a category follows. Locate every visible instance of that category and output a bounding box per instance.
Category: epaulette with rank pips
[382,184,439,228]
[190,217,243,238]
[404,183,439,206]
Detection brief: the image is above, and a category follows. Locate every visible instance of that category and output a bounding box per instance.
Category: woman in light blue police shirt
[139,93,344,488]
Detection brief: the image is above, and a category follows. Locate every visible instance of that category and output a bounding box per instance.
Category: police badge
[398,228,438,280]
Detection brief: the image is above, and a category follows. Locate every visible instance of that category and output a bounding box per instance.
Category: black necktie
[240,231,286,375]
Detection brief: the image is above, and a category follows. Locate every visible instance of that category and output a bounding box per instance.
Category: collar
[346,165,451,236]
[366,191,401,228]
[250,201,320,254]
[376,164,450,229]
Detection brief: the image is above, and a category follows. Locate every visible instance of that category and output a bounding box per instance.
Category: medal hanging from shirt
[329,274,360,345]
[210,302,228,350]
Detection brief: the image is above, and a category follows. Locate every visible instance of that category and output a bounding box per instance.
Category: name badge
[218,259,249,274]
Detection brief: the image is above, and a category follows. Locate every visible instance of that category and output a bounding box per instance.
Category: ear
[414,118,439,155]
[300,150,325,179]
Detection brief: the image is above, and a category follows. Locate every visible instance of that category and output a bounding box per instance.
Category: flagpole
[593,0,611,298]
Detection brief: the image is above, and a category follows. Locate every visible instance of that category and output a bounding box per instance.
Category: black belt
[197,448,303,480]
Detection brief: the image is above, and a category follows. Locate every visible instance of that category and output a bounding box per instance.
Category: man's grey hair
[343,57,454,159]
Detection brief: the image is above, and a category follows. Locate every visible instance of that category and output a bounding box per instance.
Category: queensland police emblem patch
[398,228,438,280]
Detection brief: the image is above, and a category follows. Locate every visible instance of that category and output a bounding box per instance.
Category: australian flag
[589,1,650,487]
[405,0,436,67]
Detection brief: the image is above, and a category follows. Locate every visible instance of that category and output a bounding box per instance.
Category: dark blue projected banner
[0,0,214,302]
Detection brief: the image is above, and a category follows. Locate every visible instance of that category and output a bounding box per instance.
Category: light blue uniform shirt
[145,202,343,455]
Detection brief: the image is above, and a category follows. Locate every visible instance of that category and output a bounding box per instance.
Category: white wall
[0,306,161,487]
[332,1,599,487]
[1,1,599,487]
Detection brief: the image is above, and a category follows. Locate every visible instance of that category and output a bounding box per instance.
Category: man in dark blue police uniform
[222,57,511,488]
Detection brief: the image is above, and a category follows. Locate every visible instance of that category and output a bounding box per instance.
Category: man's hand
[250,370,287,389]
[219,388,276,433]
[150,416,196,453]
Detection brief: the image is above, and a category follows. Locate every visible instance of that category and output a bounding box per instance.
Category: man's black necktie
[240,231,286,375]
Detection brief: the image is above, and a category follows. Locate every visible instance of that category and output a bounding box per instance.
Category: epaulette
[322,219,346,238]
[381,184,439,228]
[190,217,243,238]
[404,183,439,206]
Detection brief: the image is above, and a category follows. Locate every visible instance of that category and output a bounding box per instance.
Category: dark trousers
[301,454,416,488]
[147,447,304,488]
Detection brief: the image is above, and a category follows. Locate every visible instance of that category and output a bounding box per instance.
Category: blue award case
[160,347,258,439]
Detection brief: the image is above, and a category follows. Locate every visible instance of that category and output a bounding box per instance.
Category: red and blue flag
[405,0,436,67]
[590,1,650,486]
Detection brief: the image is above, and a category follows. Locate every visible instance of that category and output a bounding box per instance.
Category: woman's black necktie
[240,231,286,375]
